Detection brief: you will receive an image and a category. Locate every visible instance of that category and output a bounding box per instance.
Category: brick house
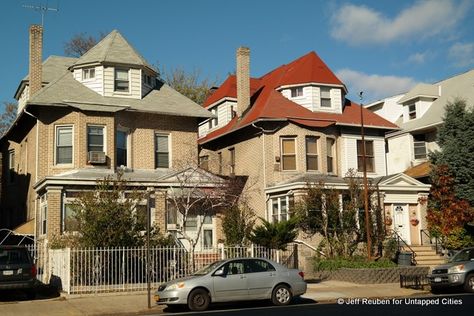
[198,47,431,247]
[0,26,224,251]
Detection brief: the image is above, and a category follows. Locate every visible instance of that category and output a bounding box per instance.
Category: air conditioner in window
[88,151,106,164]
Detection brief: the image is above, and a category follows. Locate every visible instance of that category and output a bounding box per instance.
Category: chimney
[29,24,43,98]
[236,47,250,118]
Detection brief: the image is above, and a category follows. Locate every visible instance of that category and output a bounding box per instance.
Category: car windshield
[193,260,225,276]
[449,249,473,263]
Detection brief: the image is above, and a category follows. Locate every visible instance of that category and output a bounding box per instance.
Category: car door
[245,259,277,299]
[212,260,248,302]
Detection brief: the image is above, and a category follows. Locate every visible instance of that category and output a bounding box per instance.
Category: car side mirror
[213,269,226,277]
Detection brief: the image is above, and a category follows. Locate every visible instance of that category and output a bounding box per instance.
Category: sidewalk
[0,281,430,316]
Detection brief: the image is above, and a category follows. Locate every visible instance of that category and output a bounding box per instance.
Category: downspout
[252,123,279,220]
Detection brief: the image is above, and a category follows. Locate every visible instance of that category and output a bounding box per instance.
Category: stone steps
[402,245,446,267]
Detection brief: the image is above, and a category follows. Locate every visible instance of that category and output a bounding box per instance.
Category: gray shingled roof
[398,83,439,104]
[71,30,156,73]
[15,56,78,99]
[395,69,474,133]
[27,71,212,118]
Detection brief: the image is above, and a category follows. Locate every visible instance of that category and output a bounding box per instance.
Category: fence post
[276,249,280,263]
[219,243,225,260]
[250,244,254,258]
[66,248,71,295]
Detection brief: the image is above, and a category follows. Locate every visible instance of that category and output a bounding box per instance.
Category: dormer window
[115,68,130,92]
[144,74,154,87]
[82,68,95,80]
[320,87,332,108]
[408,104,416,120]
[291,87,303,98]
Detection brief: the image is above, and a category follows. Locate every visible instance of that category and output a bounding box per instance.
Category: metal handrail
[420,229,442,255]
[390,229,417,265]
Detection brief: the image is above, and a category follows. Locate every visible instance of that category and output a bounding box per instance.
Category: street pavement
[0,280,431,316]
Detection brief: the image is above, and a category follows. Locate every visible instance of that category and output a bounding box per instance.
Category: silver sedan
[154,257,307,311]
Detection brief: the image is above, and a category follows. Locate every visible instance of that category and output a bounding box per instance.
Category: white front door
[393,204,411,245]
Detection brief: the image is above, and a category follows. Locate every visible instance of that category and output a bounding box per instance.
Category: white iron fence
[46,244,298,295]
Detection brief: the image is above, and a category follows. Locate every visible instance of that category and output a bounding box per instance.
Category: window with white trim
[320,87,332,108]
[87,126,105,153]
[413,134,427,159]
[408,104,416,120]
[82,68,95,80]
[326,138,335,173]
[270,195,294,223]
[155,134,170,168]
[281,137,296,171]
[63,203,79,232]
[115,68,129,92]
[306,136,319,171]
[40,195,47,235]
[203,229,213,249]
[56,126,73,164]
[357,140,374,173]
[7,150,15,183]
[116,130,129,167]
[291,87,303,98]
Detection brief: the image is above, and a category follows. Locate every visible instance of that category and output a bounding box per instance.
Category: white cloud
[336,69,418,102]
[407,52,426,64]
[331,0,470,45]
[448,42,474,67]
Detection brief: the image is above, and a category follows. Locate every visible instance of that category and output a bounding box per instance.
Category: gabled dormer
[397,83,439,123]
[69,30,158,99]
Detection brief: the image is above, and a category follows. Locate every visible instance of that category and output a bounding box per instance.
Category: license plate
[2,270,13,276]
[154,294,160,302]
[434,277,442,283]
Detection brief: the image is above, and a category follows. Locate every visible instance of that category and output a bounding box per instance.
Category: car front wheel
[464,273,474,293]
[188,288,210,311]
[272,284,292,306]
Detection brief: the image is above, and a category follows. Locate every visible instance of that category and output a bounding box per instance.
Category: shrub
[313,256,396,272]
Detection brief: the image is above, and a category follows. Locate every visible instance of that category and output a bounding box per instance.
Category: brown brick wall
[28,25,43,97]
[46,187,62,240]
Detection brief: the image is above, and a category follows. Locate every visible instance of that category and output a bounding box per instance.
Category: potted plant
[384,217,393,226]
[410,218,419,226]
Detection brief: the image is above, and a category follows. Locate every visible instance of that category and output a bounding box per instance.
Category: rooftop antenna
[22,1,59,27]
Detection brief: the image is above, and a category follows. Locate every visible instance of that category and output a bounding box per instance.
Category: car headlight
[448,264,465,273]
[167,282,185,290]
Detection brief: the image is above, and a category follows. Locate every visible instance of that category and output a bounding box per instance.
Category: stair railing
[420,229,442,255]
[389,229,417,265]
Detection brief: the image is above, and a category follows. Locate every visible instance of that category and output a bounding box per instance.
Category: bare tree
[162,66,218,105]
[64,32,106,57]
[0,102,18,137]
[166,164,242,268]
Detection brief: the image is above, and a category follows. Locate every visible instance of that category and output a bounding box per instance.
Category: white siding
[198,121,209,138]
[74,66,104,96]
[341,134,386,177]
[387,133,413,174]
[18,86,29,114]
[280,85,343,114]
[103,67,141,99]
[141,71,156,97]
[417,97,434,118]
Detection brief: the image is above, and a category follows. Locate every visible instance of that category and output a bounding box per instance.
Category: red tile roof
[200,51,398,144]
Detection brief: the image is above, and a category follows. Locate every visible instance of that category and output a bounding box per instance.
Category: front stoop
[403,245,446,267]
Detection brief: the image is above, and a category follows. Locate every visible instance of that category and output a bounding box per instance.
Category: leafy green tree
[222,204,256,246]
[249,217,299,250]
[70,171,156,247]
[0,102,18,137]
[430,98,474,204]
[294,170,380,258]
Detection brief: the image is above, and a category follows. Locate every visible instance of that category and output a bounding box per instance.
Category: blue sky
[1,0,474,110]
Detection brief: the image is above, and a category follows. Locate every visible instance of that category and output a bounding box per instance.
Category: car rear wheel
[464,273,474,293]
[188,288,210,311]
[272,284,292,306]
